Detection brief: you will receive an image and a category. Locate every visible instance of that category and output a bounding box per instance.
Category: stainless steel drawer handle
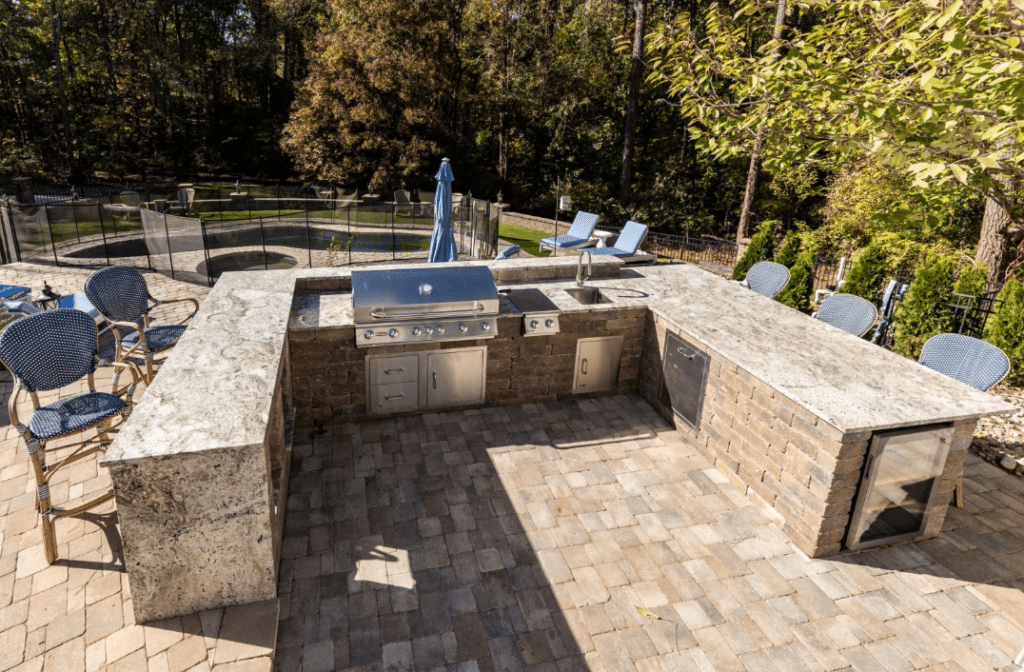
[677,348,695,360]
[384,368,403,374]
[385,393,404,401]
[581,358,588,375]
[432,372,437,389]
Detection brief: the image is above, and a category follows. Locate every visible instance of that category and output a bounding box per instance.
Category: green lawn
[497,222,552,257]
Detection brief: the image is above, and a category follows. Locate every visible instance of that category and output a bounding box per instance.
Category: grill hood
[352,266,499,324]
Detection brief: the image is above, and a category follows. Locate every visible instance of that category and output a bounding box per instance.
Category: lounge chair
[0,309,141,563]
[0,284,30,302]
[394,189,416,217]
[741,261,791,298]
[590,221,649,258]
[918,333,1010,507]
[495,245,522,260]
[813,293,878,337]
[539,211,600,256]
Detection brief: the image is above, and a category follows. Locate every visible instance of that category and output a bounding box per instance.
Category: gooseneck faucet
[576,249,592,287]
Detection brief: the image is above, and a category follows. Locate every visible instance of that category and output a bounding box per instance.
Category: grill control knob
[530,320,539,329]
[388,328,398,338]
[412,327,422,336]
[436,326,446,335]
[363,330,374,340]
[425,326,434,334]
[481,322,491,331]
[545,319,555,327]
[458,323,468,333]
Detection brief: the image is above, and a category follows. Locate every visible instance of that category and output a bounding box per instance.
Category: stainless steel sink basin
[564,287,613,305]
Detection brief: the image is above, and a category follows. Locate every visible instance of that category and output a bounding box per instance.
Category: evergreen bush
[732,220,777,280]
[841,242,890,306]
[774,231,802,268]
[775,246,816,311]
[892,253,955,358]
[984,278,1024,387]
[949,263,988,335]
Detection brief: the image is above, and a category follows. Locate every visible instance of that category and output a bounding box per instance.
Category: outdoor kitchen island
[102,257,1015,624]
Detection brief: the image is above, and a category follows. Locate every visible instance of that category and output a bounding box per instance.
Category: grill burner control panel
[358,317,493,346]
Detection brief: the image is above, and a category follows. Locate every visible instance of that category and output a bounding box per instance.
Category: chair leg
[144,352,155,384]
[41,511,58,565]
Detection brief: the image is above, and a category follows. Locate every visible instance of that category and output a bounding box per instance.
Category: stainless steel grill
[352,266,500,347]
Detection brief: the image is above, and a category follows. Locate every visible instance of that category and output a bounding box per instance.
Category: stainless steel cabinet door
[427,348,486,407]
[573,336,623,393]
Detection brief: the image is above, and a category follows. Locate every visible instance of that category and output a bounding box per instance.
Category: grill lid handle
[368,303,486,320]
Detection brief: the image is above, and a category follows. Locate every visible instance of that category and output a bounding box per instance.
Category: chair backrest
[745,261,791,298]
[614,221,649,254]
[815,293,878,337]
[85,266,152,324]
[565,211,600,240]
[919,333,1010,392]
[495,245,521,260]
[394,190,411,205]
[0,310,98,392]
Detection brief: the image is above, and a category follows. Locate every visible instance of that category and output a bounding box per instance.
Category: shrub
[732,220,777,280]
[776,246,816,311]
[841,242,890,306]
[984,278,1024,386]
[774,231,802,268]
[949,263,988,335]
[892,252,956,358]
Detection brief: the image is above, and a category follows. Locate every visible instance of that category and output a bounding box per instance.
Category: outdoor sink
[564,287,613,305]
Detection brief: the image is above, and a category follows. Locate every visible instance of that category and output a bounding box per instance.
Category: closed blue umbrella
[428,158,458,263]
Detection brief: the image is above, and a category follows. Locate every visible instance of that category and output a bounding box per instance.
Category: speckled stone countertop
[288,263,1016,434]
[105,258,1016,465]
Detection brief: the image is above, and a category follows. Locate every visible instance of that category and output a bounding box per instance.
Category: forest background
[1,0,1022,287]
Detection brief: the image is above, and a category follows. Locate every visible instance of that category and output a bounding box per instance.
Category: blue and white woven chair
[84,267,199,383]
[919,333,1010,507]
[814,293,878,337]
[0,310,140,564]
[539,211,600,256]
[741,261,791,298]
[590,221,649,258]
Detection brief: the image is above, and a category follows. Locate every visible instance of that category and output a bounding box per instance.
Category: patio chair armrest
[152,297,200,326]
[109,320,147,354]
[98,358,142,402]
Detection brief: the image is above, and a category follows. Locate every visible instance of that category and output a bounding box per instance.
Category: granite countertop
[105,259,1017,465]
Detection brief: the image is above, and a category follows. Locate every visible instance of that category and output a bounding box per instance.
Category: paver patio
[278,394,1024,672]
[0,261,1021,672]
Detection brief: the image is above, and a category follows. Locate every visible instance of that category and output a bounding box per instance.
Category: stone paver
[277,394,1024,672]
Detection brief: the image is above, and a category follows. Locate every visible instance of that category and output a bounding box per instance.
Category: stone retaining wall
[500,212,571,236]
[639,311,974,557]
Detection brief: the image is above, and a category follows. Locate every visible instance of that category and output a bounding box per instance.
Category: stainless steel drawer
[370,355,419,384]
[372,381,419,411]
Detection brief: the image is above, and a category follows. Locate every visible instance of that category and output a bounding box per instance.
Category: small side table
[361,194,382,205]
[592,230,615,248]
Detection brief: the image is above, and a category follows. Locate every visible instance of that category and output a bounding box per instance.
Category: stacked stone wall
[640,312,970,557]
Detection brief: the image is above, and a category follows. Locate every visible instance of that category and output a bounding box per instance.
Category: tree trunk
[619,0,648,203]
[977,136,1016,289]
[977,192,1013,289]
[735,0,787,243]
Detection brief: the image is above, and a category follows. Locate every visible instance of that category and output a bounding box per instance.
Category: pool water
[198,251,299,279]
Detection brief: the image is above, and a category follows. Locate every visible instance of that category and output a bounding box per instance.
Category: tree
[776,244,815,311]
[984,277,1024,386]
[732,219,776,280]
[619,0,649,202]
[647,0,1024,284]
[841,242,890,306]
[892,253,956,359]
[774,230,801,268]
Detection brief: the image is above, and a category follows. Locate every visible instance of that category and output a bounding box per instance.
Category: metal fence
[0,188,500,286]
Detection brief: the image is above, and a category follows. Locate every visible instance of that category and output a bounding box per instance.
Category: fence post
[163,212,176,280]
[200,218,213,287]
[347,202,353,266]
[260,217,269,271]
[305,207,312,268]
[72,200,81,242]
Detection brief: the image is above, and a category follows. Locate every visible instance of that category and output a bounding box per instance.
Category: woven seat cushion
[120,325,186,353]
[28,392,126,440]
